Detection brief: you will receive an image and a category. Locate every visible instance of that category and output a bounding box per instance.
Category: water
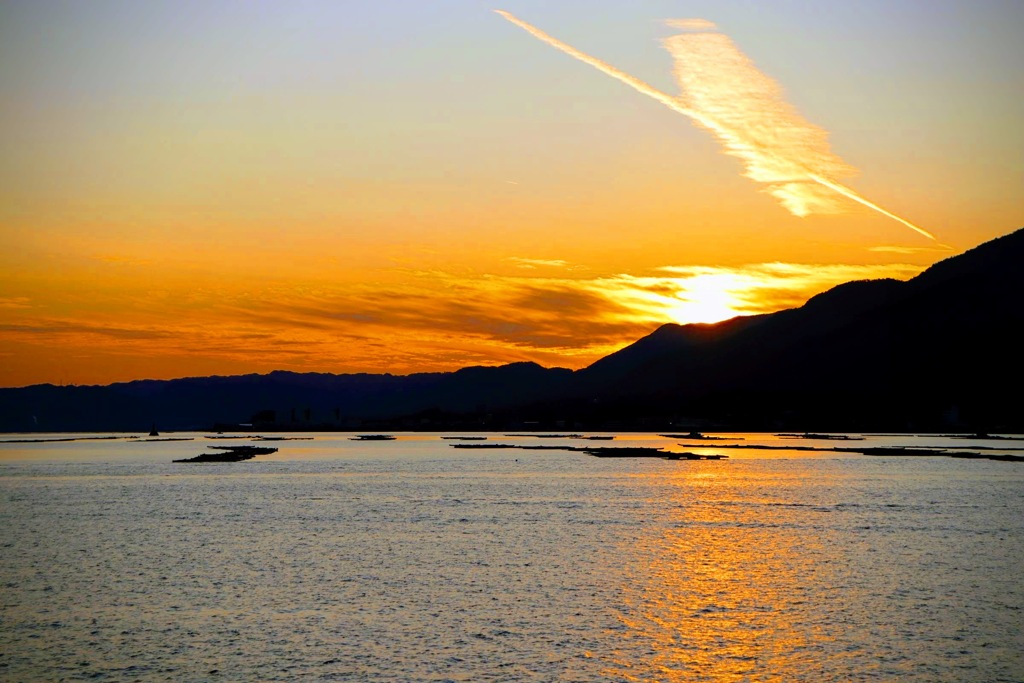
[1,433,1022,682]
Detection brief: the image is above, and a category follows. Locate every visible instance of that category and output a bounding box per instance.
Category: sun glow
[663,272,751,324]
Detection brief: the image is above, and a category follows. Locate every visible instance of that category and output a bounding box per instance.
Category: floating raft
[777,433,865,441]
[253,435,314,441]
[448,443,726,460]
[130,437,194,442]
[659,432,738,441]
[583,447,727,459]
[173,445,278,463]
[949,452,1024,462]
[580,446,669,458]
[0,436,121,444]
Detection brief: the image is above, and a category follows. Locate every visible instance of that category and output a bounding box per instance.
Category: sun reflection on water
[606,469,838,682]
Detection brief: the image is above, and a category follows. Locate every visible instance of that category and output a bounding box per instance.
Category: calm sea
[1,432,1022,682]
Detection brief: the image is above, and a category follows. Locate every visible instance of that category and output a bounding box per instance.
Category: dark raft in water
[173,445,278,463]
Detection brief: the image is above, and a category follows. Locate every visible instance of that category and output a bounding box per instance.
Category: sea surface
[1,432,1022,682]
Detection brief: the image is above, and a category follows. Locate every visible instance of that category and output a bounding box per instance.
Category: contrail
[808,174,935,240]
[496,10,936,242]
[495,10,694,120]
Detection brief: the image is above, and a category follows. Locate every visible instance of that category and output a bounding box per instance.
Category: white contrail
[495,10,694,119]
[496,10,936,242]
[808,174,935,240]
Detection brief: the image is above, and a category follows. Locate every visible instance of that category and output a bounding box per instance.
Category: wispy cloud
[507,257,570,269]
[0,261,925,385]
[496,11,937,242]
[213,262,925,362]
[0,297,31,310]
[868,245,953,255]
[662,20,853,217]
[0,320,175,340]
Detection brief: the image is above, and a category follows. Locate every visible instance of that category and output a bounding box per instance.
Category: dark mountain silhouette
[2,227,1021,433]
[0,362,573,433]
[570,227,1024,431]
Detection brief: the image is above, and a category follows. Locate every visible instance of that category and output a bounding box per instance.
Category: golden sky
[1,1,1021,387]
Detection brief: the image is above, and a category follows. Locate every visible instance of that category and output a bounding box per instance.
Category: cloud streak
[507,257,570,269]
[0,261,925,386]
[496,10,936,241]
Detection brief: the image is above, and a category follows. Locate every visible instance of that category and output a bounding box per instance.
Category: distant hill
[0,362,574,433]
[2,227,1021,433]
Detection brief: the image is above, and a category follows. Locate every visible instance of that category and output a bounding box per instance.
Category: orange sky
[1,2,1021,387]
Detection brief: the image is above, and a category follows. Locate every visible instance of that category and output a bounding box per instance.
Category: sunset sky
[1,0,1021,387]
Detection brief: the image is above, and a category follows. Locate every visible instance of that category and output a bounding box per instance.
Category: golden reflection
[604,470,833,681]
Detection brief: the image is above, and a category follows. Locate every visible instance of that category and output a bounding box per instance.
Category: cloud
[0,320,175,340]
[0,297,31,310]
[662,25,854,217]
[666,19,718,31]
[227,261,925,361]
[0,260,927,384]
[868,245,952,255]
[497,11,936,241]
[507,257,570,269]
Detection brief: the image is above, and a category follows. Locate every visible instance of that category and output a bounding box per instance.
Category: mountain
[1,227,1021,433]
[570,227,1024,431]
[0,362,574,432]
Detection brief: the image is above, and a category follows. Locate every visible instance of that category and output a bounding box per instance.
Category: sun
[665,273,751,325]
